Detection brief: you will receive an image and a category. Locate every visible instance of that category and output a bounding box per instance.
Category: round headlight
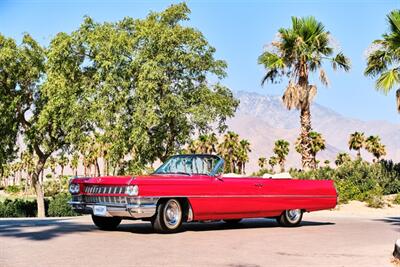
[126,185,139,196]
[69,183,79,194]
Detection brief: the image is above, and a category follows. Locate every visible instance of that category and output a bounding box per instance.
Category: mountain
[226,91,400,173]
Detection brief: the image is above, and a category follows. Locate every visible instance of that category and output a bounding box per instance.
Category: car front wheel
[152,199,183,233]
[276,209,303,227]
[91,215,121,230]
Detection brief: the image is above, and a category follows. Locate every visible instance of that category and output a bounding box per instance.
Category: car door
[194,176,266,219]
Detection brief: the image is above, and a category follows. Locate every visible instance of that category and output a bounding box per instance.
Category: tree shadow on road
[0,217,96,241]
[119,218,335,234]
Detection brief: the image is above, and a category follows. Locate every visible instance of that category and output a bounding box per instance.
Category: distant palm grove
[0,3,400,217]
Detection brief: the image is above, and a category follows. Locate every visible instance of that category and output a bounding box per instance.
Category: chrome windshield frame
[153,154,225,177]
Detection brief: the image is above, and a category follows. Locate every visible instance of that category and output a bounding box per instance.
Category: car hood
[71,174,207,186]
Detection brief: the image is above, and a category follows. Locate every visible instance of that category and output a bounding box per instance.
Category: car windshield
[154,154,223,176]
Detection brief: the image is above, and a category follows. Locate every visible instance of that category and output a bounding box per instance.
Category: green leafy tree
[71,3,238,171]
[335,152,351,166]
[273,140,290,172]
[365,10,400,112]
[258,16,350,170]
[348,132,365,158]
[0,33,89,217]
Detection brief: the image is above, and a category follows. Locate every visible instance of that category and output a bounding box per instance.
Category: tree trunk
[300,104,314,171]
[357,149,361,159]
[280,162,285,173]
[32,157,47,218]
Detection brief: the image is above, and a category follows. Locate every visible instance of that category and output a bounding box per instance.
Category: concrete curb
[394,239,400,259]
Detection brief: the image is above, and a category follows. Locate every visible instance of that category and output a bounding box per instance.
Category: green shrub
[5,185,22,195]
[393,194,400,205]
[0,198,46,217]
[290,160,394,206]
[47,193,78,217]
[0,193,79,217]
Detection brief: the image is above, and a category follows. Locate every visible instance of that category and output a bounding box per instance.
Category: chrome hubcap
[286,209,301,223]
[163,200,182,229]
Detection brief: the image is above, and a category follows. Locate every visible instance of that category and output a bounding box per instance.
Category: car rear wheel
[223,219,242,224]
[276,209,303,227]
[91,215,121,230]
[152,199,183,233]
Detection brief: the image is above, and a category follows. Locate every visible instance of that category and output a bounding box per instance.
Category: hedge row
[0,193,79,217]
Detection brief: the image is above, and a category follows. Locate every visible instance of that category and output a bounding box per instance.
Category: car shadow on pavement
[118,218,335,234]
[0,218,96,241]
[0,218,335,239]
[375,217,400,232]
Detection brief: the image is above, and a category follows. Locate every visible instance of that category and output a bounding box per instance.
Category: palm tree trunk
[95,159,101,176]
[357,149,361,159]
[300,104,314,171]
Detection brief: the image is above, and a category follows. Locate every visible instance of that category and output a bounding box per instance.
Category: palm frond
[282,82,301,110]
[331,52,351,71]
[387,10,400,35]
[319,69,329,86]
[258,52,286,85]
[375,68,400,93]
[365,48,391,77]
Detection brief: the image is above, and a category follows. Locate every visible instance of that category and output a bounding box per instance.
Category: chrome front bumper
[68,197,159,219]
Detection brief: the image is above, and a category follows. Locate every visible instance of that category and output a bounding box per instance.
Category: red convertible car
[68,154,337,233]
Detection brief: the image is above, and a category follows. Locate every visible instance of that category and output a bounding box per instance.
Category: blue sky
[1,0,399,123]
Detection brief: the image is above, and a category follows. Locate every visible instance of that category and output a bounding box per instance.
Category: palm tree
[259,16,350,170]
[237,139,251,174]
[57,153,69,177]
[258,157,267,169]
[218,131,240,173]
[268,156,278,173]
[70,152,79,176]
[335,152,351,166]
[296,131,326,169]
[323,160,330,166]
[46,156,57,176]
[273,139,290,172]
[348,132,365,159]
[365,10,400,113]
[365,135,387,162]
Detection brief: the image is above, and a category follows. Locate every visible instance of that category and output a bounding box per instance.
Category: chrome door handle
[254,183,263,187]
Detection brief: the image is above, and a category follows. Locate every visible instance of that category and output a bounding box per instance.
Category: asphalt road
[0,213,398,267]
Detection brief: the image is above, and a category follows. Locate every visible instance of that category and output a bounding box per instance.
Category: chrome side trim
[136,195,337,199]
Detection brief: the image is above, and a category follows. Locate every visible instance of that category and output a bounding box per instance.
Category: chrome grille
[84,185,126,195]
[85,195,127,204]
